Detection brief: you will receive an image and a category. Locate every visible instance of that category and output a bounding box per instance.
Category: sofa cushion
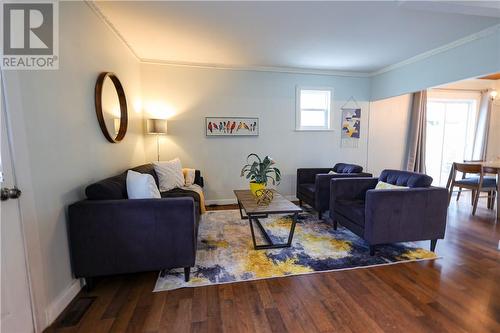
[335,199,365,227]
[126,170,161,199]
[333,163,363,174]
[131,164,159,187]
[298,183,316,199]
[374,181,408,190]
[154,158,185,191]
[455,176,497,188]
[86,173,127,200]
[379,169,432,188]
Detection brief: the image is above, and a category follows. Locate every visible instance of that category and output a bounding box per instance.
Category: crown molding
[84,0,140,61]
[85,1,499,79]
[139,58,371,77]
[370,23,500,77]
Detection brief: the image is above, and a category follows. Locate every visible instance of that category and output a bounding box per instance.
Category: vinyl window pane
[300,90,330,110]
[301,110,327,127]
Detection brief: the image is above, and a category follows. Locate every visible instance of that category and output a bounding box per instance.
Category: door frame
[1,70,48,332]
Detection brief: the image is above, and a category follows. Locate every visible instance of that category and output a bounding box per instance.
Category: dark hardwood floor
[46,196,499,333]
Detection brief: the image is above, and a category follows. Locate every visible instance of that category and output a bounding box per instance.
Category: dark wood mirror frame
[94,72,128,143]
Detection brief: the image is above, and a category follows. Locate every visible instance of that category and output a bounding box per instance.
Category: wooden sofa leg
[184,267,191,282]
[333,219,338,230]
[430,239,437,252]
[318,211,323,220]
[369,246,375,256]
[298,199,302,207]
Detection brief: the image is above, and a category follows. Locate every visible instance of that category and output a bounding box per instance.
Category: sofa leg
[318,211,323,220]
[430,239,437,252]
[184,267,191,282]
[298,199,302,207]
[84,277,95,292]
[333,219,338,230]
[369,246,375,256]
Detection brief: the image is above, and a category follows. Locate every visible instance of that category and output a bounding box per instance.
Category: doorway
[426,98,478,186]
[1,76,35,333]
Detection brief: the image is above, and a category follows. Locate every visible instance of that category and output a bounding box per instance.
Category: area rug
[154,209,438,291]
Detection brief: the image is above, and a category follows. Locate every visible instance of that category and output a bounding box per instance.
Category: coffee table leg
[286,213,298,246]
[249,213,298,250]
[248,214,258,248]
[237,200,248,220]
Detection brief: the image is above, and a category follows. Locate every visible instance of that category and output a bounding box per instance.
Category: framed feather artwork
[205,117,259,136]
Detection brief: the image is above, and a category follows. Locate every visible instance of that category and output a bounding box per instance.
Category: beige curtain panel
[405,90,427,173]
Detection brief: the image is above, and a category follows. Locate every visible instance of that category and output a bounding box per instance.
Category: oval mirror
[94,72,128,143]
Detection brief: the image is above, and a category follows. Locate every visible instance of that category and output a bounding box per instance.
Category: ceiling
[93,1,500,74]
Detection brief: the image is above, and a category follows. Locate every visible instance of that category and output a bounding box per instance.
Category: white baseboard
[206,195,298,206]
[206,198,237,205]
[45,279,82,326]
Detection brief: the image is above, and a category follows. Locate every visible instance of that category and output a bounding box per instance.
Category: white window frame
[295,86,334,131]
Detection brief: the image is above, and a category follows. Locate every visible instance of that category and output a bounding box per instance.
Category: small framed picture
[205,117,259,136]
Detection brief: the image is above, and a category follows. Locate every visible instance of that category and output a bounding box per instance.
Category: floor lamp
[146,119,168,162]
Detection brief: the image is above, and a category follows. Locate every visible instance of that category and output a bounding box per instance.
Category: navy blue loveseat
[329,169,448,255]
[68,164,204,286]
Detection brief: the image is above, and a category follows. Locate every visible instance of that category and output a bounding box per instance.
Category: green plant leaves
[240,153,281,185]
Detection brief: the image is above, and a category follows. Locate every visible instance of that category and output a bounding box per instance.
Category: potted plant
[240,153,281,195]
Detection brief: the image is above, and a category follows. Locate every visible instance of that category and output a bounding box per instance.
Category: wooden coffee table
[234,190,302,250]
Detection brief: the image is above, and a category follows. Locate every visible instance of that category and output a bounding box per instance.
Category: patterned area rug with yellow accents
[154,209,438,291]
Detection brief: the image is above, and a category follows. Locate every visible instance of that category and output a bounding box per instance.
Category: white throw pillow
[154,158,185,191]
[126,170,161,199]
[374,181,408,190]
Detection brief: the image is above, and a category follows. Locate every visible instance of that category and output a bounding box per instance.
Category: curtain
[471,91,492,161]
[405,90,427,173]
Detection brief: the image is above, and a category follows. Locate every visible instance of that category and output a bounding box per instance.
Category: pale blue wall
[370,25,500,101]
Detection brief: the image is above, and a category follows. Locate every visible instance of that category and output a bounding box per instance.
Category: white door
[1,78,35,332]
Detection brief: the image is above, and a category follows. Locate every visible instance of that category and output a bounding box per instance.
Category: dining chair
[455,160,497,206]
[446,162,497,215]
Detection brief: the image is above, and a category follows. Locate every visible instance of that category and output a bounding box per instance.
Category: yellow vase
[249,182,266,196]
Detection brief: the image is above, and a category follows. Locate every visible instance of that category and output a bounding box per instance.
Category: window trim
[295,86,334,131]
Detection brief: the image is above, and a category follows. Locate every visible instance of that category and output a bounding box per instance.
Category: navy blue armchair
[297,163,372,219]
[329,170,448,255]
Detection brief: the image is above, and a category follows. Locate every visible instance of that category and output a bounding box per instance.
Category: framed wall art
[205,117,259,136]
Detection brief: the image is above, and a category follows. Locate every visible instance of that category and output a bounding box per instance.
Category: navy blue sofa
[68,164,204,286]
[329,169,448,255]
[297,163,372,219]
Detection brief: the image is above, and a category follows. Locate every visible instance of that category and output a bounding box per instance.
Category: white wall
[367,94,412,176]
[1,2,498,328]
[371,25,500,101]
[140,64,371,203]
[3,2,145,325]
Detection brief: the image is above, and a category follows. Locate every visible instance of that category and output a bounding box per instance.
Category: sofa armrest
[68,197,197,278]
[297,168,332,184]
[364,187,448,244]
[329,178,378,213]
[313,173,372,211]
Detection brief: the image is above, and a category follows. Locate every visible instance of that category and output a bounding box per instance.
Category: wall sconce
[146,119,168,162]
[490,90,500,106]
[490,90,498,100]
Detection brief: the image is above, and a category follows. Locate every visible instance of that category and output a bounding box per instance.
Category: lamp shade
[146,118,167,134]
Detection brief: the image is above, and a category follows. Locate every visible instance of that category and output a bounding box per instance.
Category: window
[296,87,332,130]
[426,99,478,186]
